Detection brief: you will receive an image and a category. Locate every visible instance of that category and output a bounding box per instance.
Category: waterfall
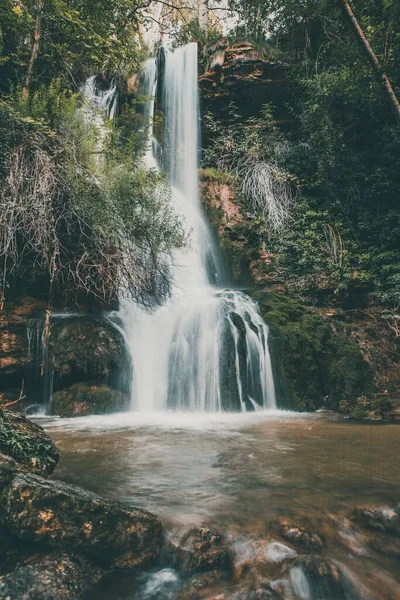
[121,43,277,412]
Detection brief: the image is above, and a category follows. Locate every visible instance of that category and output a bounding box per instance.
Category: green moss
[339,395,394,420]
[256,293,374,411]
[0,409,59,476]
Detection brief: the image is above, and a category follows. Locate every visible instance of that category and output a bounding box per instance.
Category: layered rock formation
[199,39,296,142]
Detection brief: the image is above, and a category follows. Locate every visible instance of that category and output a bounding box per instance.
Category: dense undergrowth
[200,1,400,319]
[0,1,186,311]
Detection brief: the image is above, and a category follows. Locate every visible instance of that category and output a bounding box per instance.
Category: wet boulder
[49,316,131,390]
[170,527,231,574]
[176,570,227,600]
[290,557,347,600]
[369,534,400,558]
[0,408,59,476]
[276,520,325,550]
[51,383,128,417]
[0,473,163,569]
[353,505,400,535]
[0,452,18,491]
[0,551,103,600]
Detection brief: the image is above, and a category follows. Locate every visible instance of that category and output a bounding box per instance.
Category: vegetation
[0,2,187,311]
[257,292,375,411]
[201,1,400,310]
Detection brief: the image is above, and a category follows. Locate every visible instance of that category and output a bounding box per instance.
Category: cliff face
[201,170,400,418]
[199,40,296,139]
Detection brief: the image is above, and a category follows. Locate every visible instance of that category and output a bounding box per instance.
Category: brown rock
[0,551,103,599]
[277,520,325,550]
[0,473,163,569]
[354,505,400,534]
[171,527,231,574]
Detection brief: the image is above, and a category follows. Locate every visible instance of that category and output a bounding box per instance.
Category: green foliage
[205,0,400,306]
[0,413,57,472]
[338,395,394,420]
[170,17,221,64]
[0,79,186,308]
[0,0,146,94]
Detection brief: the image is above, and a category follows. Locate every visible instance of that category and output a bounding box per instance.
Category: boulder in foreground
[0,551,103,600]
[0,473,163,568]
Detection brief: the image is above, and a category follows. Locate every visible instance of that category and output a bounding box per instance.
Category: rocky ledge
[199,39,296,139]
[0,408,163,599]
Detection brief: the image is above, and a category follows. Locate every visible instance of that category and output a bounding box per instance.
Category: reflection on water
[41,412,400,598]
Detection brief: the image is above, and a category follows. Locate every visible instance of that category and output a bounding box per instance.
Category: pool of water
[40,411,400,599]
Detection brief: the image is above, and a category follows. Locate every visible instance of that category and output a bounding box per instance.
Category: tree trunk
[198,0,208,32]
[338,0,400,127]
[23,0,42,100]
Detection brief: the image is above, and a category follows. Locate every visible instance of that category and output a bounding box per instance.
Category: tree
[22,0,41,99]
[338,0,400,127]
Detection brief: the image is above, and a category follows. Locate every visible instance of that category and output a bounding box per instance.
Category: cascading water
[122,43,277,412]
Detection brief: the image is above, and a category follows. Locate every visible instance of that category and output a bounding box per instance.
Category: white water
[121,43,277,413]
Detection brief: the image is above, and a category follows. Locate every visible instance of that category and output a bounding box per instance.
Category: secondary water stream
[43,413,400,599]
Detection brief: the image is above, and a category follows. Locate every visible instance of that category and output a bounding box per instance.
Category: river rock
[176,569,227,599]
[369,534,400,558]
[0,452,18,490]
[0,408,59,476]
[354,505,400,534]
[171,527,231,573]
[276,520,325,550]
[290,557,346,599]
[51,383,128,417]
[0,551,103,599]
[0,473,163,568]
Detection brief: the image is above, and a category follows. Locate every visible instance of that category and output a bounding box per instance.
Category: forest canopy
[0,0,399,315]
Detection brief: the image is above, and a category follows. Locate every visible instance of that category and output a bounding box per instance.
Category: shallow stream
[39,412,400,599]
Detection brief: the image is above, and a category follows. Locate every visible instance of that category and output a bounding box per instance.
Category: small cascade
[80,75,118,119]
[121,43,277,412]
[25,317,53,413]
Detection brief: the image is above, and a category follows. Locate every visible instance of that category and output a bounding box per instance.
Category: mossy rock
[0,409,59,476]
[49,316,131,391]
[51,383,128,417]
[256,293,374,411]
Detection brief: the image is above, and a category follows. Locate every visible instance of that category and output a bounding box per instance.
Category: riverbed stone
[369,534,400,558]
[354,505,400,534]
[276,520,325,550]
[0,408,60,476]
[0,551,103,599]
[176,569,227,599]
[290,556,346,599]
[171,527,231,573]
[0,473,163,568]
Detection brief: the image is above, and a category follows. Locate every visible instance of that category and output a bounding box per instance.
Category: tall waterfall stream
[122,44,276,413]
[33,44,400,600]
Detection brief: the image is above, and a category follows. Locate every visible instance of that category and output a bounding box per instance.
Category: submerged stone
[0,473,163,568]
[170,527,231,574]
[290,557,347,600]
[354,505,400,534]
[276,520,325,550]
[0,551,103,600]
